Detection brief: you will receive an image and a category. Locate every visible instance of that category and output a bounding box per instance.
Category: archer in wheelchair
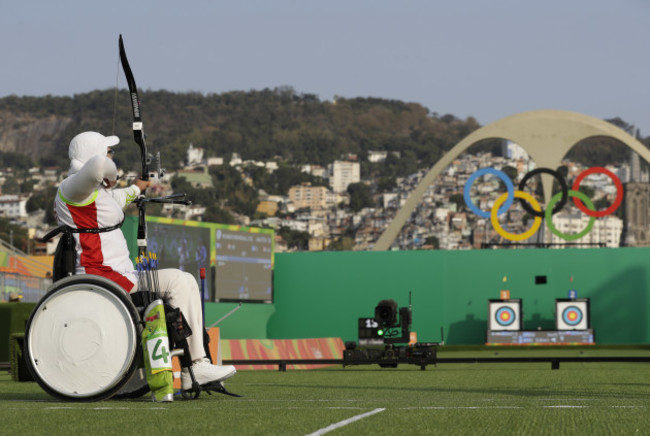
[25,131,237,402]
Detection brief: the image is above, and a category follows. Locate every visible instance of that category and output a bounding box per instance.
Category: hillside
[1,88,647,182]
[0,88,486,175]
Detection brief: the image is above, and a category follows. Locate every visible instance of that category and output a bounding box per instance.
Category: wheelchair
[23,274,232,402]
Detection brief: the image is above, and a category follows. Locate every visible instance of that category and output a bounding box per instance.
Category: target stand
[487,299,522,331]
[485,298,595,345]
[556,298,590,330]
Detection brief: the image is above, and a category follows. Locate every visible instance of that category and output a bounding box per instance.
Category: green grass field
[3,347,650,435]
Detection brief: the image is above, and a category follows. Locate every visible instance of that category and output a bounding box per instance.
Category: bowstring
[112,52,120,136]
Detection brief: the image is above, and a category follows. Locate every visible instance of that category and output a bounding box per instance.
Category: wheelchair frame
[23,274,232,402]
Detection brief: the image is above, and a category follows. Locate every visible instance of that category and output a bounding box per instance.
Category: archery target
[556,299,589,330]
[488,300,522,331]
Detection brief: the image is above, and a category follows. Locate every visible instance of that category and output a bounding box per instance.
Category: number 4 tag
[147,336,172,371]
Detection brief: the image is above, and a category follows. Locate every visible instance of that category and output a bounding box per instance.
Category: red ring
[571,167,623,217]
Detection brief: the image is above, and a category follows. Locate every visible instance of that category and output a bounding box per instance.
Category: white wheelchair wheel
[24,275,142,402]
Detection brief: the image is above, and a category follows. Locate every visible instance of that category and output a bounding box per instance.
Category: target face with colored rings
[495,307,516,326]
[562,306,583,326]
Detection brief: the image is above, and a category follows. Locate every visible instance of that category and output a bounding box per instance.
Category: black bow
[118,35,190,256]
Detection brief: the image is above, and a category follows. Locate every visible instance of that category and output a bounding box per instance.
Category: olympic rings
[518,168,568,217]
[463,168,514,218]
[545,190,596,241]
[491,191,543,241]
[572,166,624,218]
[464,166,623,242]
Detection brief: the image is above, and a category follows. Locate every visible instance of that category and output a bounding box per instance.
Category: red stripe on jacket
[66,201,134,292]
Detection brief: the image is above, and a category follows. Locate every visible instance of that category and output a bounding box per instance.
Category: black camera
[375,299,399,328]
[373,298,412,344]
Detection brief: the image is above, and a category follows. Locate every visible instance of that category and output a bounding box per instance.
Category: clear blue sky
[2,0,649,134]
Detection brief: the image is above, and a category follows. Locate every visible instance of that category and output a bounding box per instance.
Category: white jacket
[54,155,140,291]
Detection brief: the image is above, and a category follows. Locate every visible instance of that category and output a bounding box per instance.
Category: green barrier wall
[204,302,275,339]
[7,244,649,345]
[125,215,650,345]
[0,303,36,363]
[263,248,650,345]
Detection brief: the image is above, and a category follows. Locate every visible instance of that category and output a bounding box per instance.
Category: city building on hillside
[274,234,289,252]
[230,153,243,166]
[368,151,388,163]
[256,200,279,216]
[501,140,529,161]
[308,237,327,251]
[265,161,278,172]
[621,151,650,246]
[329,160,360,193]
[207,157,224,166]
[186,143,204,166]
[545,212,623,248]
[289,183,330,210]
[42,168,60,183]
[301,164,328,179]
[368,150,401,163]
[618,153,649,183]
[382,192,399,209]
[0,195,28,218]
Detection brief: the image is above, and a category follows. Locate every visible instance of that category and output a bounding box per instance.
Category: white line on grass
[400,406,523,410]
[538,398,596,401]
[43,407,168,410]
[237,399,363,402]
[305,408,386,436]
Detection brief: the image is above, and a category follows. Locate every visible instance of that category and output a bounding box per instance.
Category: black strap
[40,218,125,242]
[69,218,125,234]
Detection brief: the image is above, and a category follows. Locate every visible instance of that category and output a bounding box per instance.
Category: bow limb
[119,34,148,255]
[118,34,149,183]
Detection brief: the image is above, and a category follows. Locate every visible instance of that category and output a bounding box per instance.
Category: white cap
[68,131,119,174]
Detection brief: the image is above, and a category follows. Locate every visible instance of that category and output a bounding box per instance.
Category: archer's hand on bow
[135,178,152,192]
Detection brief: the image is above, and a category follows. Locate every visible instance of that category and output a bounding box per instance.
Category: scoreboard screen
[147,222,212,300]
[215,228,273,303]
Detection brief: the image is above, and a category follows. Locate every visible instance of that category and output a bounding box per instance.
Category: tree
[328,236,355,251]
[449,193,465,211]
[26,186,58,225]
[347,182,374,212]
[26,186,57,212]
[502,165,517,182]
[424,236,439,249]
[2,177,19,195]
[204,204,235,224]
[0,218,29,251]
[577,185,596,199]
[377,176,397,193]
[277,227,309,250]
[0,151,32,171]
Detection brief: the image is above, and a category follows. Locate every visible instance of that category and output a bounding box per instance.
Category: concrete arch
[374,109,649,251]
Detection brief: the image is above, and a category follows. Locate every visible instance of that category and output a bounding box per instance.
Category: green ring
[545,190,596,241]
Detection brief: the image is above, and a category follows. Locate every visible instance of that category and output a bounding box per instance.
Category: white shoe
[181,358,236,390]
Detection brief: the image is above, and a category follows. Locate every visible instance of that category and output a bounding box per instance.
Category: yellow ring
[490,190,543,241]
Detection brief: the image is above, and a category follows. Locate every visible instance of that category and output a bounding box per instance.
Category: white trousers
[133,268,205,361]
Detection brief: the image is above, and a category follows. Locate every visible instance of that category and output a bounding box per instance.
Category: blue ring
[464,168,515,218]
[562,306,583,326]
